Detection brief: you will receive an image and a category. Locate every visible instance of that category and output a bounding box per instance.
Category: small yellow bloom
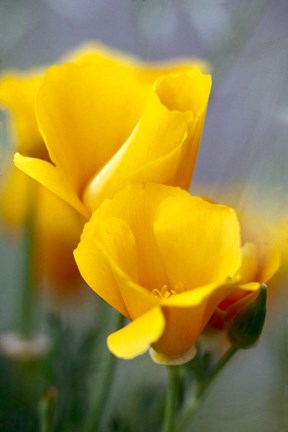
[74,183,242,363]
[14,44,211,218]
[276,217,288,270]
[0,170,85,298]
[0,69,45,157]
[209,203,281,328]
[0,51,91,298]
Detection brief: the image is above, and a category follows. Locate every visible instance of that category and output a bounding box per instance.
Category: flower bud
[227,284,267,349]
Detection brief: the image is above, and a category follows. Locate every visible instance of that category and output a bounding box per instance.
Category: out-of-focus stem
[83,308,125,432]
[162,366,181,432]
[19,185,36,340]
[176,346,238,431]
[38,387,58,432]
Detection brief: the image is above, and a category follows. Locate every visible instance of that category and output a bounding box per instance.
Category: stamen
[152,282,185,299]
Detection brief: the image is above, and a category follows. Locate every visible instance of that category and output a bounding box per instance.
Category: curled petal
[75,211,159,318]
[14,154,89,218]
[83,73,211,212]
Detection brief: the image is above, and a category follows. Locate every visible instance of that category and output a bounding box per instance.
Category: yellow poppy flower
[0,69,45,157]
[74,183,242,363]
[276,217,288,270]
[0,167,85,303]
[34,187,85,298]
[14,45,211,218]
[0,51,90,299]
[208,204,281,329]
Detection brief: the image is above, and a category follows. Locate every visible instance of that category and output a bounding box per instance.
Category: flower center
[152,282,185,299]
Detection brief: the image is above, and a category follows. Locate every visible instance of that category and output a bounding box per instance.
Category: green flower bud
[227,284,267,349]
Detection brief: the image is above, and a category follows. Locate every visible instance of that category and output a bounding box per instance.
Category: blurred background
[0,1,288,431]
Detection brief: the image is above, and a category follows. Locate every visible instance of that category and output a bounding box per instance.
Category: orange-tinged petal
[107,307,165,359]
[154,281,236,357]
[159,278,238,308]
[155,306,209,357]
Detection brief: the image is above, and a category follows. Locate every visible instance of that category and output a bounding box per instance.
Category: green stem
[19,186,36,340]
[162,366,181,432]
[176,346,238,432]
[38,387,57,432]
[84,309,125,432]
[197,346,238,398]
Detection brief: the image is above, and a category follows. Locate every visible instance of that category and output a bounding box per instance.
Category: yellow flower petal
[153,281,236,357]
[83,73,211,212]
[75,204,159,318]
[257,241,281,283]
[35,63,155,197]
[107,307,165,359]
[75,183,242,360]
[0,167,31,227]
[0,70,45,156]
[75,208,134,317]
[235,239,280,293]
[65,41,210,80]
[239,243,258,284]
[14,52,211,216]
[154,193,241,290]
[0,46,207,302]
[78,184,172,292]
[0,165,85,297]
[35,187,85,295]
[14,153,89,218]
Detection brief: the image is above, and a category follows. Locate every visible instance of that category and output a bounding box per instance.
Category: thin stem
[197,346,238,398]
[161,366,181,432]
[19,186,36,340]
[176,346,238,432]
[38,387,57,432]
[84,309,125,432]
